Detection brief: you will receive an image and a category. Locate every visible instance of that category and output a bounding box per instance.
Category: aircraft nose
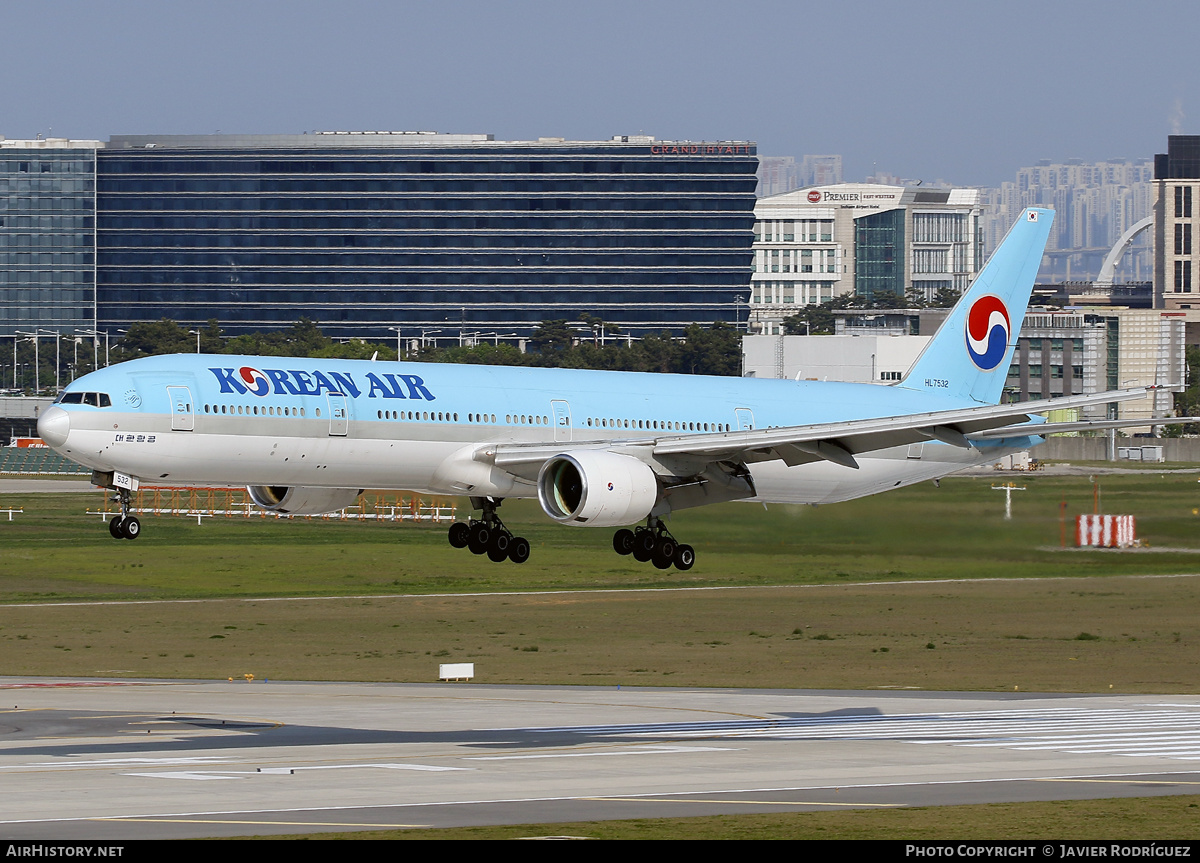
[38,406,71,449]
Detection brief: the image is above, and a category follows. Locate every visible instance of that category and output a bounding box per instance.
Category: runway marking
[0,681,144,688]
[0,757,237,769]
[1036,778,1200,786]
[255,763,470,773]
[126,771,239,781]
[581,795,904,808]
[520,706,1200,761]
[3,770,1198,827]
[125,762,472,780]
[93,817,429,828]
[465,745,736,761]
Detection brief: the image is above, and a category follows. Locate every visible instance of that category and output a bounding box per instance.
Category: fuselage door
[551,399,572,442]
[735,408,755,430]
[327,392,349,436]
[167,386,194,431]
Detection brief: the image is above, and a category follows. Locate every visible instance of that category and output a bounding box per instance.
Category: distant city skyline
[3,0,1195,188]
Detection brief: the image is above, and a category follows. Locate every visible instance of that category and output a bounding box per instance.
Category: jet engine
[536,451,658,527]
[247,486,362,515]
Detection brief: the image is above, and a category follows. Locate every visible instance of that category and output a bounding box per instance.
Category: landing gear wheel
[467,521,490,555]
[508,536,530,564]
[674,544,695,571]
[632,530,657,562]
[613,528,635,555]
[108,516,125,540]
[652,537,676,569]
[448,522,470,548]
[120,515,141,540]
[462,497,528,564]
[487,531,511,563]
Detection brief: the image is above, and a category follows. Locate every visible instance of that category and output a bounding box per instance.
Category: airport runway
[2,677,1200,838]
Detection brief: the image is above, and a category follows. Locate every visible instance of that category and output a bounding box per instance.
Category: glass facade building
[0,141,99,338]
[95,133,758,338]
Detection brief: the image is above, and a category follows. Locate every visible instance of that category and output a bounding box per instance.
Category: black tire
[108,516,124,540]
[468,521,490,555]
[488,531,511,562]
[674,544,696,571]
[613,528,635,555]
[121,515,141,540]
[654,537,677,567]
[448,521,470,548]
[632,530,656,562]
[508,536,531,564]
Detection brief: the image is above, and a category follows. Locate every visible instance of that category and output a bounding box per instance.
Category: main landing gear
[613,517,694,571]
[107,488,141,541]
[446,497,530,564]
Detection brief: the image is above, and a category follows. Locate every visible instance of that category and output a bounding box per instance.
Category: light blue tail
[901,207,1053,404]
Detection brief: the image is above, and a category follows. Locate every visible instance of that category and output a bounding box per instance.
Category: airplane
[37,207,1170,569]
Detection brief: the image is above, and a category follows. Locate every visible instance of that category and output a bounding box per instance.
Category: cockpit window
[55,391,110,407]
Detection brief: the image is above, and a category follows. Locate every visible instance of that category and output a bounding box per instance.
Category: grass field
[3,470,1200,603]
[267,795,1200,840]
[3,472,1200,689]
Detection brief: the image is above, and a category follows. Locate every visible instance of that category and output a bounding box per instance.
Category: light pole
[188,329,201,353]
[15,331,38,393]
[387,326,402,361]
[38,329,61,391]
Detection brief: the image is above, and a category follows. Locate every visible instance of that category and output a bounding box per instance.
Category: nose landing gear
[613,518,694,571]
[446,497,530,564]
[107,488,141,540]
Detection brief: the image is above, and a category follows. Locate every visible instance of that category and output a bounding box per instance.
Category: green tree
[675,322,740,376]
[110,319,194,361]
[528,320,576,356]
[1169,345,1200,436]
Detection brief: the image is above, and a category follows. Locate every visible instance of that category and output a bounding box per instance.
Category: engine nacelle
[247,485,362,515]
[537,451,658,527]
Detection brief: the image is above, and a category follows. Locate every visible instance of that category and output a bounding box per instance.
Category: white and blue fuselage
[40,354,1038,506]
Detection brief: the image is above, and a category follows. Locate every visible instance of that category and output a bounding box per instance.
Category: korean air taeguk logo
[964,296,1010,371]
[238,367,271,396]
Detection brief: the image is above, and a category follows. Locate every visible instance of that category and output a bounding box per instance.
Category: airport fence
[88,487,456,525]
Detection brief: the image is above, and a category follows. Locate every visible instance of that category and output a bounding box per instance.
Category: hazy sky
[4,0,1195,186]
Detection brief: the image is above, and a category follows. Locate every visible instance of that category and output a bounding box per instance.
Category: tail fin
[901,207,1053,404]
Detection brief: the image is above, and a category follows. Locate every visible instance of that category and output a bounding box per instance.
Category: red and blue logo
[965,296,1010,371]
[238,367,271,396]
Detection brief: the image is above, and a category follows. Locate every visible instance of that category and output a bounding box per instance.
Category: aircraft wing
[970,416,1200,438]
[483,387,1150,476]
[649,387,1148,469]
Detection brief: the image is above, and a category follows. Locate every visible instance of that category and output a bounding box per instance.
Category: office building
[2,131,758,347]
[1155,135,1200,310]
[0,137,101,339]
[748,184,982,334]
[95,132,758,338]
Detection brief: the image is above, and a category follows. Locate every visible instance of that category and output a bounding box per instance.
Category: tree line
[102,316,743,377]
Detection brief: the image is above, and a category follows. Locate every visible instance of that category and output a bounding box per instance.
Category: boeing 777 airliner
[37,208,1158,569]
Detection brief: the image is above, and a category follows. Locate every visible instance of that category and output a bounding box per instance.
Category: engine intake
[247,485,362,515]
[536,451,658,527]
